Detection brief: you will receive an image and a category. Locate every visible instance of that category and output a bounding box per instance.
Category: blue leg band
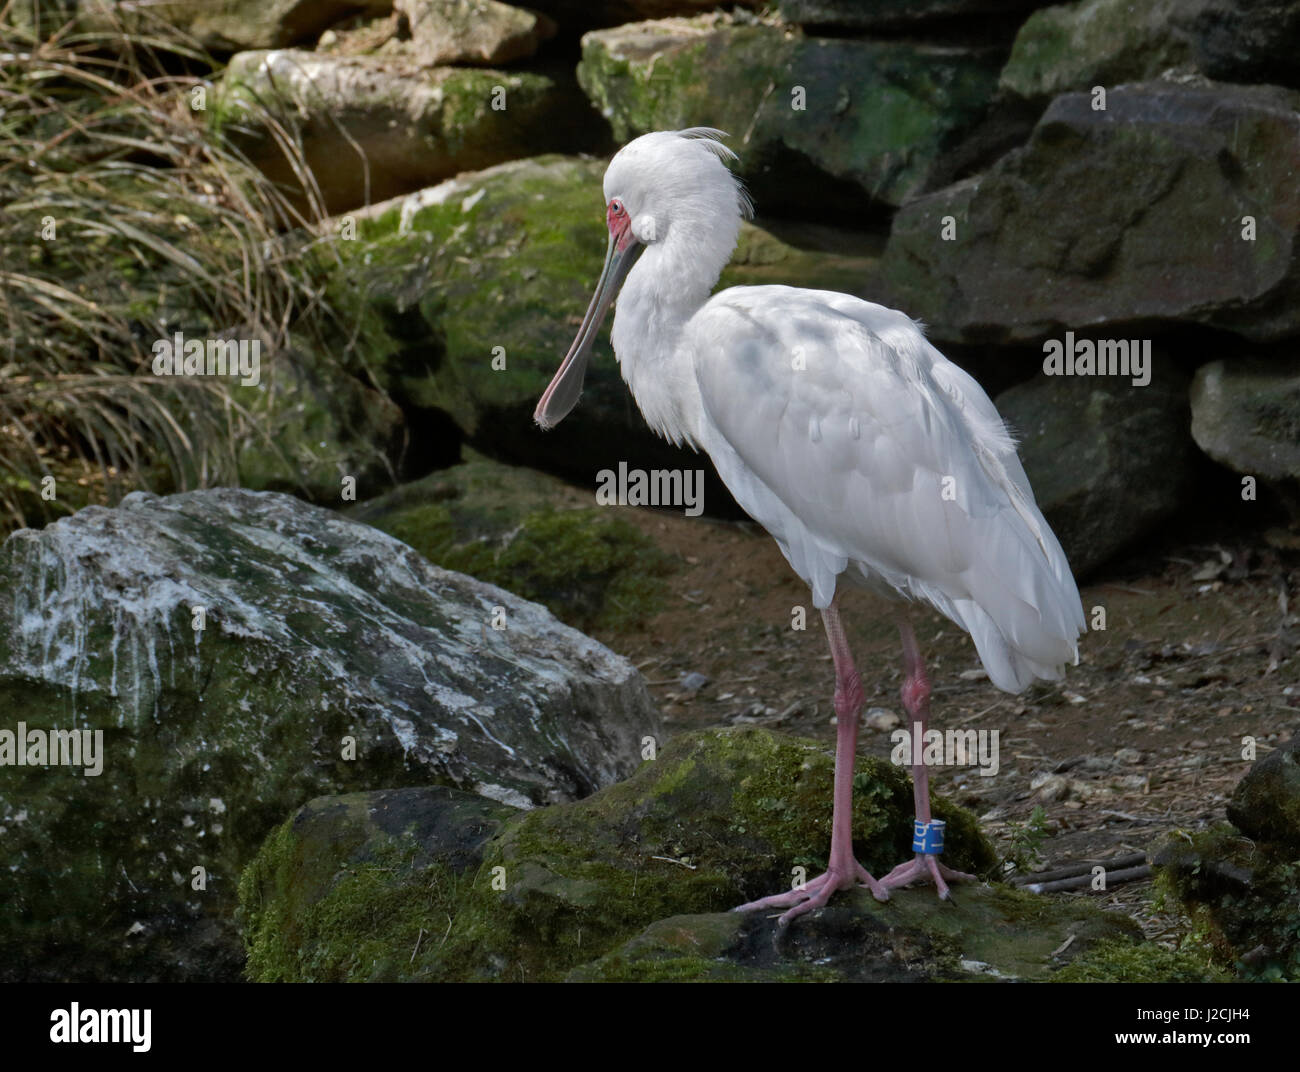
[912,818,946,855]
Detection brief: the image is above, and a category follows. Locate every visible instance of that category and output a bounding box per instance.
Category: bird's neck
[611,226,735,447]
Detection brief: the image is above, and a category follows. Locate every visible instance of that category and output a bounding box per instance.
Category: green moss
[239,789,518,982]
[238,729,1152,983]
[243,826,473,982]
[719,225,880,297]
[1000,5,1077,99]
[1153,824,1300,981]
[322,156,609,437]
[568,912,841,982]
[238,819,297,982]
[492,509,671,631]
[1052,938,1231,983]
[449,725,1082,981]
[374,501,672,632]
[1000,0,1195,102]
[370,502,457,561]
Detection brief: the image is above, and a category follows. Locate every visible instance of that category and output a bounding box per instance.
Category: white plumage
[692,286,1085,692]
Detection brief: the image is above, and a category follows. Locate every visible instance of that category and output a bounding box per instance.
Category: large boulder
[996,361,1196,576]
[0,488,659,980]
[237,786,520,983]
[881,82,1300,344]
[1001,0,1300,102]
[577,15,1002,214]
[1191,357,1300,484]
[329,154,880,504]
[212,49,595,214]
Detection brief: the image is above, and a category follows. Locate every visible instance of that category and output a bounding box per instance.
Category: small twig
[743,80,776,144]
[1050,934,1076,958]
[409,927,425,964]
[957,700,1003,725]
[1010,852,1146,887]
[650,855,697,870]
[1023,864,1151,894]
[1100,810,1153,823]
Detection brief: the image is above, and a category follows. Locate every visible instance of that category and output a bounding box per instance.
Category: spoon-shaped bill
[533,232,642,429]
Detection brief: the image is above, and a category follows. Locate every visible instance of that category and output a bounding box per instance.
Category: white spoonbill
[534,128,1086,926]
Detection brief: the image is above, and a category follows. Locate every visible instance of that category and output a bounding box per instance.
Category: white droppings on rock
[389,715,418,755]
[474,783,532,810]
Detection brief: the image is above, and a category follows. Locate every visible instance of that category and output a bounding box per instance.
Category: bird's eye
[610,198,624,215]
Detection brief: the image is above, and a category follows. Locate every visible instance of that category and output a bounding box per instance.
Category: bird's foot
[879,853,975,901]
[733,860,888,928]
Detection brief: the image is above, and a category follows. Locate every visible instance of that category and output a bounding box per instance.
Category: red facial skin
[607,198,636,251]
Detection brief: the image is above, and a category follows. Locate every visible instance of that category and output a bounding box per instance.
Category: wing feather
[690,286,1086,693]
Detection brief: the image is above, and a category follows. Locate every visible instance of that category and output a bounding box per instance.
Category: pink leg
[878,619,975,900]
[733,597,888,927]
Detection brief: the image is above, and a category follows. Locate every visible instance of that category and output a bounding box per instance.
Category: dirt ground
[588,504,1300,944]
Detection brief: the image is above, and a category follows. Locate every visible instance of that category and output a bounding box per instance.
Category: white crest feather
[674,127,754,219]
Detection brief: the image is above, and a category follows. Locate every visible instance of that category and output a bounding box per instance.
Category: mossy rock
[235,336,404,503]
[578,15,1002,214]
[995,363,1195,578]
[1226,736,1300,850]
[240,787,519,983]
[1153,824,1300,981]
[1000,0,1300,104]
[77,0,392,53]
[241,726,1018,982]
[881,82,1300,345]
[348,450,674,632]
[213,50,593,214]
[571,882,1142,982]
[1192,359,1300,488]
